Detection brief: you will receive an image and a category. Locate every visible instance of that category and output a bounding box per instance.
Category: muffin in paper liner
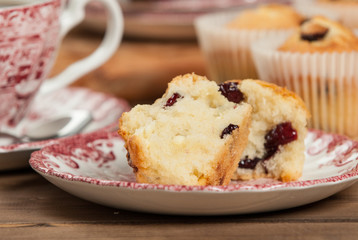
[251,35,358,138]
[195,5,338,84]
[195,10,295,83]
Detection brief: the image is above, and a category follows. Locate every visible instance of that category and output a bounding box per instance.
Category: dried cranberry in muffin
[219,82,244,104]
[164,93,183,107]
[239,122,298,169]
[264,122,298,158]
[221,124,239,139]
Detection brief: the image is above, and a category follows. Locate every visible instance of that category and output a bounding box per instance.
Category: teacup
[0,0,123,127]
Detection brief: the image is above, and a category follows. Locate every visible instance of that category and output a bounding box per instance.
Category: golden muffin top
[226,4,304,30]
[278,16,358,53]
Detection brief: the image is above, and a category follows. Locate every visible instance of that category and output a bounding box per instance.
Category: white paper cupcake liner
[251,36,358,138]
[194,10,294,83]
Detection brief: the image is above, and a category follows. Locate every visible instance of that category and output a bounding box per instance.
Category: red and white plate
[0,87,130,171]
[30,129,358,215]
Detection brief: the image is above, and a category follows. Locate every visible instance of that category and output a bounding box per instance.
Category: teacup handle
[39,0,123,95]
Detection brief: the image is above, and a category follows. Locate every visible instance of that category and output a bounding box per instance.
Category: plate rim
[29,129,358,193]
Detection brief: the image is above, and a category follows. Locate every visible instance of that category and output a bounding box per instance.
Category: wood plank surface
[2,223,358,240]
[1,168,358,239]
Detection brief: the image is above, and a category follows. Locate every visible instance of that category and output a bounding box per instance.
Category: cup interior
[0,0,54,9]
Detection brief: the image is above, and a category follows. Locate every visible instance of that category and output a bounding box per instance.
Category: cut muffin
[219,80,310,182]
[119,73,252,186]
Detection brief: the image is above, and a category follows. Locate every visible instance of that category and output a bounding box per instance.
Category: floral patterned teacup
[0,0,123,127]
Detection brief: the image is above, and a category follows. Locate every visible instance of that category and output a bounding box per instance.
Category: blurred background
[51,0,289,105]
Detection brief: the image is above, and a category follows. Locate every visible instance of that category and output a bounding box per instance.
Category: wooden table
[1,168,358,239]
[1,28,358,239]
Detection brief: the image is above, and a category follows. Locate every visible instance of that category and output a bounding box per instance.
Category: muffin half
[119,73,252,186]
[220,80,309,182]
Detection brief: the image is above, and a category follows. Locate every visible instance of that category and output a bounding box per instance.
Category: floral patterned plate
[0,87,130,171]
[30,129,358,215]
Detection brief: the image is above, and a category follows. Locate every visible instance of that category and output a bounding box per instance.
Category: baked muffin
[195,4,303,82]
[279,16,358,52]
[227,4,304,29]
[119,73,252,186]
[251,16,358,138]
[219,80,309,182]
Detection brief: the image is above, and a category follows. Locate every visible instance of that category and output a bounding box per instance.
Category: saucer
[0,87,130,171]
[30,129,358,215]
